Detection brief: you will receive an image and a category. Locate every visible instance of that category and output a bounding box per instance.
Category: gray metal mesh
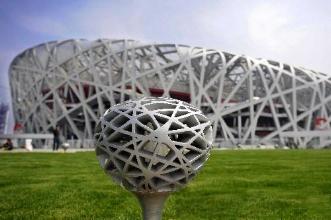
[94,97,213,192]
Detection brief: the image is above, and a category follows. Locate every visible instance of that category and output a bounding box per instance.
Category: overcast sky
[1,0,331,132]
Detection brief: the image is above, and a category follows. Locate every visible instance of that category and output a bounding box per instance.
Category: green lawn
[0,150,331,220]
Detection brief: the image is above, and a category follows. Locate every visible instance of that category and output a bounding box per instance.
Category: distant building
[9,39,331,148]
[0,103,9,134]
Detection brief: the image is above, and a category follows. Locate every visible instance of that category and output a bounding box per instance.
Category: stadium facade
[0,103,9,134]
[9,39,331,148]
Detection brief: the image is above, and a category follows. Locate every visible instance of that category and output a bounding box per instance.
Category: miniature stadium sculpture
[94,97,213,220]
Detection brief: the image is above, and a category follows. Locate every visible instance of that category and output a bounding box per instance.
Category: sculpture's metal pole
[94,97,213,219]
[134,192,170,220]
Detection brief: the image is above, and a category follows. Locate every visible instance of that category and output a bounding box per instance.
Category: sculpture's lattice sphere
[94,97,213,192]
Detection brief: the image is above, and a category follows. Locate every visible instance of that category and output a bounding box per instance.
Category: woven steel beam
[9,39,331,148]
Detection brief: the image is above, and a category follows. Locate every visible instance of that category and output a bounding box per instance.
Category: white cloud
[248,3,293,51]
[19,16,67,36]
[68,1,152,41]
[245,2,331,72]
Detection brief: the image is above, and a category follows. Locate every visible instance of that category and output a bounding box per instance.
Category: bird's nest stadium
[9,39,331,148]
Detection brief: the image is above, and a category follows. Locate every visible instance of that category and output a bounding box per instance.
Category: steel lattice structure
[95,97,212,192]
[9,39,331,148]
